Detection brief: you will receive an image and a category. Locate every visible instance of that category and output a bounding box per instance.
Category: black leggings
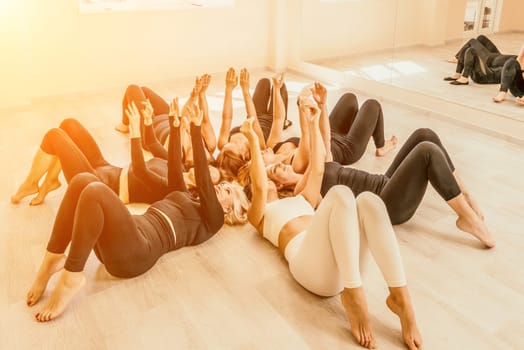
[47,173,161,278]
[41,118,175,203]
[229,78,289,141]
[40,119,122,193]
[380,128,461,224]
[253,78,289,139]
[455,35,514,84]
[499,58,524,97]
[121,85,170,159]
[47,123,222,278]
[329,93,385,165]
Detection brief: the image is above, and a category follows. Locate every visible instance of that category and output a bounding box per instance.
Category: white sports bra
[263,195,314,247]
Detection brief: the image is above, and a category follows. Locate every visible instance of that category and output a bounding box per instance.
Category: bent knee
[413,140,440,155]
[411,128,440,144]
[59,118,79,130]
[356,191,385,214]
[79,181,111,201]
[360,98,381,111]
[255,78,271,89]
[338,92,358,106]
[69,172,100,189]
[325,185,356,207]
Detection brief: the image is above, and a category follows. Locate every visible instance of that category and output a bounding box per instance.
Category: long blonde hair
[221,181,250,226]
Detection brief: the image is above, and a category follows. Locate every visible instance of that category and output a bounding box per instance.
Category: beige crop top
[262,195,314,247]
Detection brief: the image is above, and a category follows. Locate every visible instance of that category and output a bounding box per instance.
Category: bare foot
[29,179,61,206]
[463,192,484,221]
[11,182,39,204]
[456,216,495,248]
[35,270,86,322]
[386,293,422,350]
[516,97,524,106]
[454,77,469,84]
[446,57,458,64]
[341,288,376,349]
[492,91,506,103]
[27,252,66,307]
[376,136,398,157]
[115,122,129,134]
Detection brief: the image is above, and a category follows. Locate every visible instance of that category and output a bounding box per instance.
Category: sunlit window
[78,0,234,14]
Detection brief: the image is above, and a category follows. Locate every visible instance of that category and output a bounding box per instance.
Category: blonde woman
[241,98,422,349]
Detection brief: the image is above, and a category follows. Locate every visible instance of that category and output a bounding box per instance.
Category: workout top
[228,114,273,142]
[139,123,224,250]
[273,136,300,153]
[320,161,388,198]
[263,195,314,247]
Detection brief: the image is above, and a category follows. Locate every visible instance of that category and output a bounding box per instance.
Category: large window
[78,0,234,14]
[463,0,499,34]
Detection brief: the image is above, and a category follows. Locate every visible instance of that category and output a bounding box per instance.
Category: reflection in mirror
[301,0,524,122]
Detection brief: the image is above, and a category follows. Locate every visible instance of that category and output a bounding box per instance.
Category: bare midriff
[277,215,312,256]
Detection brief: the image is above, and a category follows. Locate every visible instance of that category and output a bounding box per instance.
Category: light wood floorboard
[1,70,523,349]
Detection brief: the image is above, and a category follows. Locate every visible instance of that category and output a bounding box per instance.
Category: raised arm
[291,94,312,173]
[188,103,224,233]
[167,97,187,193]
[218,68,238,149]
[126,101,168,187]
[312,82,333,162]
[198,73,217,153]
[240,68,267,150]
[241,118,268,232]
[293,99,324,208]
[140,99,168,159]
[265,72,287,148]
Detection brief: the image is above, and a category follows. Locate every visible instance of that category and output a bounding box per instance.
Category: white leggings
[286,186,406,297]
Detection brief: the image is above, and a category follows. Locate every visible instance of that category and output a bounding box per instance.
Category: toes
[29,198,43,206]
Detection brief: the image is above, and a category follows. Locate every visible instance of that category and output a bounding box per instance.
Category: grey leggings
[381,128,461,224]
[456,35,515,84]
[499,58,524,97]
[329,93,385,165]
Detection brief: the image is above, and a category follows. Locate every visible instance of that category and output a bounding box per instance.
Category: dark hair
[216,148,249,181]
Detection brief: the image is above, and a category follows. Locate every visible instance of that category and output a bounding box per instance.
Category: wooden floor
[1,69,523,350]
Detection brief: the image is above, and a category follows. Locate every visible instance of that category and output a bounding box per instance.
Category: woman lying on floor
[241,100,422,349]
[444,35,516,86]
[259,85,494,248]
[26,103,247,322]
[493,44,524,105]
[216,70,397,179]
[11,103,248,225]
[116,74,217,165]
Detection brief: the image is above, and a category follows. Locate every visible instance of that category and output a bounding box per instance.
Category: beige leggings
[286,186,406,297]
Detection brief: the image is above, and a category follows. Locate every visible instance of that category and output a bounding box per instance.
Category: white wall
[498,0,524,32]
[300,0,417,60]
[0,0,270,108]
[2,0,522,109]
[300,0,523,62]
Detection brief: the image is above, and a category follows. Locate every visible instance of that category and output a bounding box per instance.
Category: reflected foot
[492,91,506,103]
